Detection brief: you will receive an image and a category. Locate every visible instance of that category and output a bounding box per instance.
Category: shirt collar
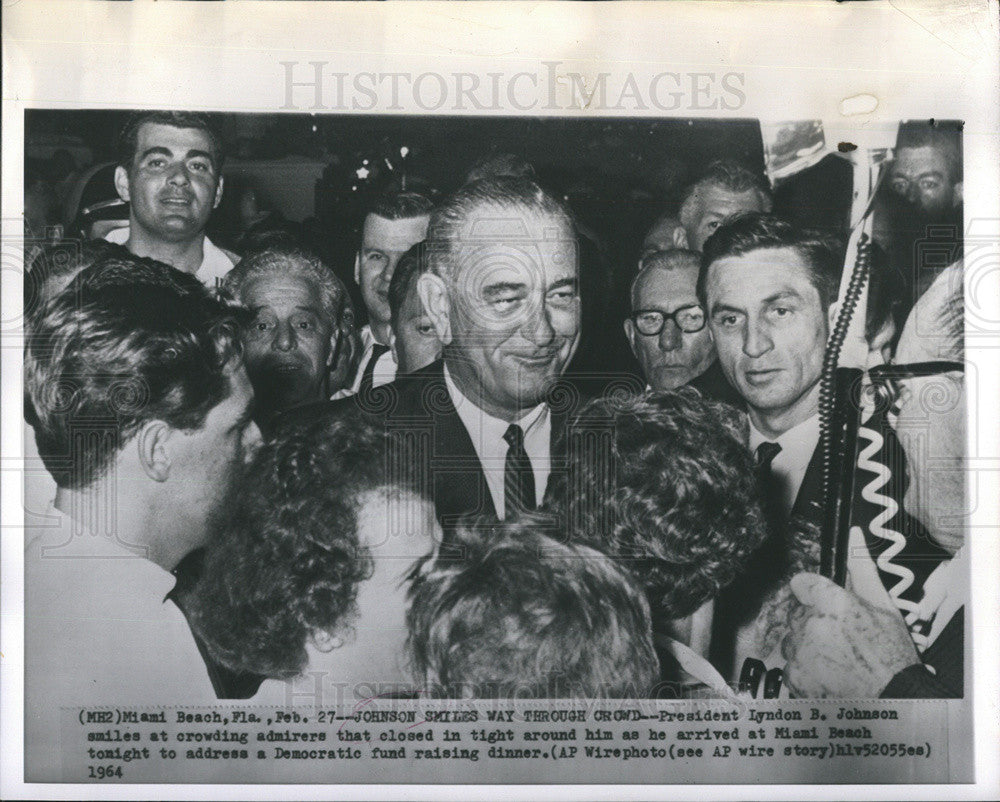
[443,362,549,442]
[748,413,820,465]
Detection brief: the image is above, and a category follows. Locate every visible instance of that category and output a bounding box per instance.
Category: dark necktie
[359,342,391,395]
[754,440,784,534]
[503,423,536,518]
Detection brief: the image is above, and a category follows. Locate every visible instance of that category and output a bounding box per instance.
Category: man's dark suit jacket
[277,359,575,537]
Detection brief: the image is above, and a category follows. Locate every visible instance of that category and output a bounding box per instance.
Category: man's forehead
[242,272,322,305]
[892,146,950,177]
[698,184,765,215]
[707,248,815,296]
[635,264,699,306]
[135,122,214,154]
[457,204,571,241]
[363,213,430,249]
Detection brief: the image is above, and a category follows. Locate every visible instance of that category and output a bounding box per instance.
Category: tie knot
[371,343,391,360]
[504,423,525,449]
[755,441,782,468]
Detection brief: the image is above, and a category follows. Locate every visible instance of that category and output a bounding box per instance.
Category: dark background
[25,111,852,377]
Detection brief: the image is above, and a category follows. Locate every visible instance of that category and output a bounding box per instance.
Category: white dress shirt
[104,227,235,287]
[443,363,551,520]
[24,505,215,780]
[331,324,397,400]
[748,413,820,519]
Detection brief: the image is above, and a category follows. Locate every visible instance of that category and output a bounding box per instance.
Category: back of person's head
[24,240,128,322]
[699,212,844,310]
[427,176,574,283]
[188,411,406,678]
[25,253,244,490]
[462,152,536,185]
[367,191,434,223]
[407,514,660,698]
[559,390,767,620]
[118,110,225,172]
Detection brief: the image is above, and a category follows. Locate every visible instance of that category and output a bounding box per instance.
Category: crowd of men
[22,111,966,774]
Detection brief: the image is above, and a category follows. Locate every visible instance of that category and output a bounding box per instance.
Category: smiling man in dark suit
[288,177,581,535]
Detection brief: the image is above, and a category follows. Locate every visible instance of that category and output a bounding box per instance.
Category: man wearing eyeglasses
[624,249,742,405]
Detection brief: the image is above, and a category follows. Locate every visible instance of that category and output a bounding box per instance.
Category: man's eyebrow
[546,277,578,293]
[762,290,802,305]
[138,146,173,161]
[482,281,527,298]
[185,149,215,163]
[709,302,744,316]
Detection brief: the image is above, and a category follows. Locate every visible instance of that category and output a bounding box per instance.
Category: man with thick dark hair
[109,110,235,284]
[407,514,660,698]
[556,390,766,694]
[24,254,262,780]
[700,213,960,698]
[341,191,434,395]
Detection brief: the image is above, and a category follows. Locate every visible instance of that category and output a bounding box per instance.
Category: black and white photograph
[3,1,998,798]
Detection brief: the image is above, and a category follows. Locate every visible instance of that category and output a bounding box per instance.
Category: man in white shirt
[340,191,433,397]
[23,252,262,779]
[107,111,235,286]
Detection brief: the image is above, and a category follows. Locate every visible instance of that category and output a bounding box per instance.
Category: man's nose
[380,254,399,285]
[273,321,296,352]
[742,319,773,358]
[524,303,556,347]
[166,162,190,185]
[658,319,683,352]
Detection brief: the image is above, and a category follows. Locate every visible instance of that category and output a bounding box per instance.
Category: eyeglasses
[630,304,706,335]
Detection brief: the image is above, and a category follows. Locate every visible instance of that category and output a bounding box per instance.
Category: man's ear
[113,165,131,203]
[953,181,963,207]
[213,174,225,210]
[623,319,639,359]
[417,273,452,345]
[353,252,361,285]
[827,301,841,333]
[672,225,689,249]
[136,421,172,483]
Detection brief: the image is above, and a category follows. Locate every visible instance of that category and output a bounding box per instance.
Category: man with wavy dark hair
[407,514,660,699]
[555,390,767,695]
[108,110,235,284]
[24,253,262,780]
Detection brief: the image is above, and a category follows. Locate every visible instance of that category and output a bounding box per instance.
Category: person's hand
[781,572,920,698]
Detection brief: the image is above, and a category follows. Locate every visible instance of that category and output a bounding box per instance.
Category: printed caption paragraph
[62,699,951,784]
